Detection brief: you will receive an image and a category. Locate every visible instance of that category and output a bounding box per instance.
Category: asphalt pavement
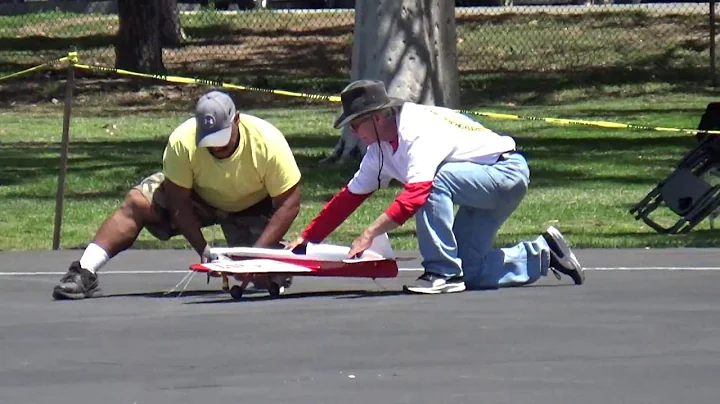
[0,248,719,404]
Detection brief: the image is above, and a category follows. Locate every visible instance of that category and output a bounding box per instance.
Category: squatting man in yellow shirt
[52,90,302,300]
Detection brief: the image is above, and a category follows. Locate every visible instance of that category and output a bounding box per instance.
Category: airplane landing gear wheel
[230,285,244,300]
[268,282,284,298]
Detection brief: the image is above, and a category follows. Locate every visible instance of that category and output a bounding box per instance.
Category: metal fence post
[711,0,717,87]
[52,58,76,250]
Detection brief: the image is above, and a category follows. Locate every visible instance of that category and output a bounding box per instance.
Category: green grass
[1,84,719,252]
[0,5,717,251]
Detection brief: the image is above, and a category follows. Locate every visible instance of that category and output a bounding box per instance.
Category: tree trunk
[322,0,460,163]
[320,125,366,163]
[115,0,166,74]
[159,0,187,46]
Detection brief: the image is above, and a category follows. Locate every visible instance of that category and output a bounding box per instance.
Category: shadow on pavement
[184,289,409,304]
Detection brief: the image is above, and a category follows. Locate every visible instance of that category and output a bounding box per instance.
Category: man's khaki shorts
[132,172,275,247]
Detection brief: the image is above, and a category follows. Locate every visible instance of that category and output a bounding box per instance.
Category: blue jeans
[414,153,551,289]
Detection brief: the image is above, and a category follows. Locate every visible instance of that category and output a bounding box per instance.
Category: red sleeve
[385,181,433,225]
[301,186,373,243]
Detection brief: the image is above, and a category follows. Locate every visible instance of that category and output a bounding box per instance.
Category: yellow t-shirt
[161,114,301,213]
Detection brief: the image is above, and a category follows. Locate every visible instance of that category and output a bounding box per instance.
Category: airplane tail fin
[301,233,395,262]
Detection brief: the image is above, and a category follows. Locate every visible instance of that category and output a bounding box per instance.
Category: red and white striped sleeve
[300,186,373,243]
[384,181,434,225]
[346,144,382,195]
[383,117,455,224]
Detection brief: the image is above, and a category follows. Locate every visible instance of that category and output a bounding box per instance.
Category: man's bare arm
[254,182,301,248]
[163,179,208,256]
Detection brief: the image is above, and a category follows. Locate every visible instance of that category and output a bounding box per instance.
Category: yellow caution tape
[460,109,720,136]
[0,55,72,82]
[5,51,707,137]
[72,62,342,103]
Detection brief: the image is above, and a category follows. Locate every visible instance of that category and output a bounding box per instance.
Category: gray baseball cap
[195,90,237,147]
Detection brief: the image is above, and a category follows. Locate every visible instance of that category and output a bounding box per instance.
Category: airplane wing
[209,233,397,263]
[190,259,317,274]
[340,251,387,263]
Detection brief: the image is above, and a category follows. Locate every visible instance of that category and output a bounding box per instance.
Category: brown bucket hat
[333,80,405,129]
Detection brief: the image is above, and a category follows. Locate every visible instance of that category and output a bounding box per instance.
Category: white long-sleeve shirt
[301,102,517,242]
[348,102,516,194]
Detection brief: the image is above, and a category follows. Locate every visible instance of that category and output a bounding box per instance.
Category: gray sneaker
[52,261,103,300]
[542,226,585,285]
[403,272,466,294]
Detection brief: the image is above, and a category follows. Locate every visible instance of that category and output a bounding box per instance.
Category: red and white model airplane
[189,234,400,300]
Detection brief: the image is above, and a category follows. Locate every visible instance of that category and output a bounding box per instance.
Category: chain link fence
[0,1,716,95]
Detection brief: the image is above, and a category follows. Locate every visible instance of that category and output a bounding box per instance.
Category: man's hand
[347,212,400,258]
[163,179,209,257]
[200,244,216,263]
[284,236,306,252]
[200,245,232,263]
[348,230,374,259]
[253,184,301,248]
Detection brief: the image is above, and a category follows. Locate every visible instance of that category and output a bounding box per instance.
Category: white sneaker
[403,273,466,294]
[542,226,585,285]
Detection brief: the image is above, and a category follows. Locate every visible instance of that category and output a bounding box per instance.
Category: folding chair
[629,103,720,234]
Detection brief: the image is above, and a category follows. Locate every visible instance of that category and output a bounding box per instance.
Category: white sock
[79,243,110,274]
